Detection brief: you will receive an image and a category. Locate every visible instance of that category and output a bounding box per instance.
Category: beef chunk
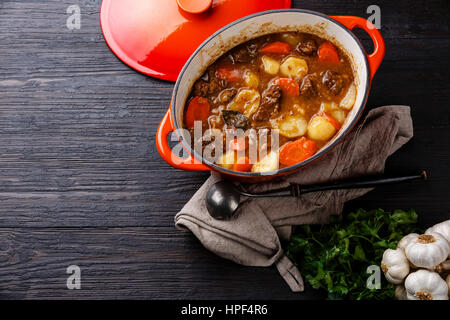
[231,43,259,63]
[221,110,249,129]
[232,47,250,63]
[193,80,209,97]
[247,43,259,58]
[322,70,345,95]
[253,84,282,121]
[300,74,317,97]
[193,69,227,97]
[214,78,227,92]
[296,39,317,56]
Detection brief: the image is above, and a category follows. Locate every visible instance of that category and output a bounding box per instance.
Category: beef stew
[183,32,357,173]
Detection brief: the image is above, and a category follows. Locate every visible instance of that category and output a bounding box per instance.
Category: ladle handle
[291,171,427,197]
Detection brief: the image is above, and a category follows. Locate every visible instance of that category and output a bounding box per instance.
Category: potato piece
[340,83,356,110]
[331,109,346,124]
[320,101,339,113]
[271,116,307,138]
[227,89,261,118]
[319,102,346,124]
[280,57,308,79]
[244,70,259,88]
[262,56,280,75]
[251,151,278,173]
[217,151,235,170]
[280,33,301,47]
[307,115,336,141]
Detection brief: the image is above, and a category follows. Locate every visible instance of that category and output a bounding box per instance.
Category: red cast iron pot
[156,9,385,182]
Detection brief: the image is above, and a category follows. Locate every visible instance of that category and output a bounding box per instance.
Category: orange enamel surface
[156,108,210,171]
[101,0,292,81]
[331,16,385,81]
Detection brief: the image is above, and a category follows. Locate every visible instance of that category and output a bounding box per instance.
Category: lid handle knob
[177,0,212,14]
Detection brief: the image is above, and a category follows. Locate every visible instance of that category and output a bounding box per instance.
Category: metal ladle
[205,171,427,220]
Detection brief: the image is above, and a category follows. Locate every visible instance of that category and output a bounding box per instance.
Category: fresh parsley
[286,208,422,300]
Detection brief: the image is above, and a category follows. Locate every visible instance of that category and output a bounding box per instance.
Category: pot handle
[331,16,385,80]
[156,109,210,171]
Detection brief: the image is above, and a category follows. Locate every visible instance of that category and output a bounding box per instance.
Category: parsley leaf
[286,208,422,300]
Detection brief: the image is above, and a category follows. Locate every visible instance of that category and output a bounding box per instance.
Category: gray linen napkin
[175,106,413,292]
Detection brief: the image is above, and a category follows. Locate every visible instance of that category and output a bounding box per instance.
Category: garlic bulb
[404,270,449,300]
[381,248,410,284]
[394,285,408,300]
[405,232,449,269]
[426,220,450,243]
[397,233,419,251]
[426,220,450,259]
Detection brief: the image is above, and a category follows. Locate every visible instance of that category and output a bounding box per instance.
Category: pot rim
[171,8,370,177]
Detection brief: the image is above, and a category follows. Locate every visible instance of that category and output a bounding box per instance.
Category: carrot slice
[232,156,253,172]
[185,96,210,128]
[279,137,317,167]
[320,112,342,130]
[317,42,340,64]
[229,138,247,152]
[260,41,291,55]
[273,78,300,96]
[217,66,241,82]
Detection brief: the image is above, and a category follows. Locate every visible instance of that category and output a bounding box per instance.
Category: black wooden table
[0,0,449,299]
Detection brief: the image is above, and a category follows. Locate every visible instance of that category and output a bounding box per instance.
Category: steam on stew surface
[183,32,357,173]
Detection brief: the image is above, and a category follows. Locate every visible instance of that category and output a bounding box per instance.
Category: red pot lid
[100,0,291,81]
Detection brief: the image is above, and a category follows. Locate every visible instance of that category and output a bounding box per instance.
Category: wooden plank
[0,125,449,228]
[0,0,449,300]
[0,227,322,299]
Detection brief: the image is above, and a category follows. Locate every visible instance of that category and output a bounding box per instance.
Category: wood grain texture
[0,0,449,299]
